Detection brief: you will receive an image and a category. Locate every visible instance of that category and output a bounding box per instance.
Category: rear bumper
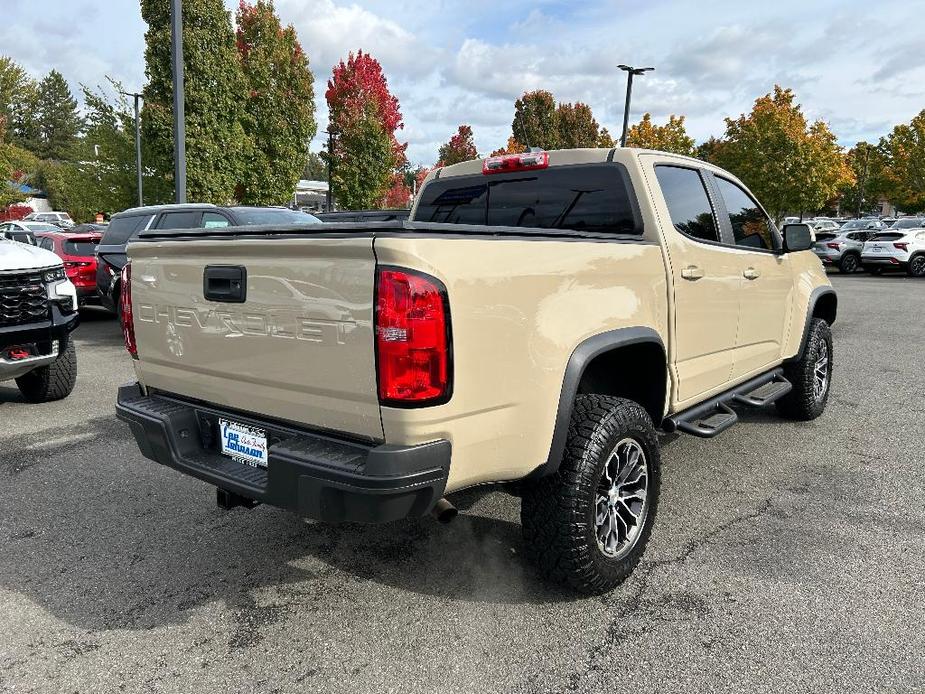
[115,383,450,524]
[862,255,907,268]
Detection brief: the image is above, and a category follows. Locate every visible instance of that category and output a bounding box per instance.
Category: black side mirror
[782,223,813,252]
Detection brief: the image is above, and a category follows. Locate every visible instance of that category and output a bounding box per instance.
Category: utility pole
[120,91,144,206]
[856,145,871,219]
[618,65,654,147]
[170,0,187,203]
[325,129,334,211]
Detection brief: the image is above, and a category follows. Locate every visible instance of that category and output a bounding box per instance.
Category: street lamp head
[618,65,655,75]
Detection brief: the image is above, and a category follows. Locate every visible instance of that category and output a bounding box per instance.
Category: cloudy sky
[3,0,924,165]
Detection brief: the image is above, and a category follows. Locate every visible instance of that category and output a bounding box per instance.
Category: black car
[95,204,321,313]
[314,209,410,223]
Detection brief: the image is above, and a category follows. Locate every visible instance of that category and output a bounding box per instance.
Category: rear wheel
[15,340,77,403]
[521,395,660,594]
[908,255,925,278]
[838,253,859,274]
[776,318,832,421]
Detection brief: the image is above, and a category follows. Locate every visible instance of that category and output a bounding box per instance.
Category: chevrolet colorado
[1,237,79,401]
[116,148,836,593]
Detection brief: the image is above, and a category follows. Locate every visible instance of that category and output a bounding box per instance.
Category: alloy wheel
[595,437,649,560]
[813,341,830,402]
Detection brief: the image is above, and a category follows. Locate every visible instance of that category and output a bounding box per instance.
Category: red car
[34,224,106,306]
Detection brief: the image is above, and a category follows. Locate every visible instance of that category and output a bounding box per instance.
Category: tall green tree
[303,151,327,180]
[512,90,559,150]
[556,102,600,148]
[31,70,82,160]
[881,110,925,213]
[141,0,247,203]
[235,0,316,204]
[33,83,171,222]
[325,50,406,209]
[437,124,477,165]
[711,86,852,220]
[626,113,695,155]
[0,56,33,142]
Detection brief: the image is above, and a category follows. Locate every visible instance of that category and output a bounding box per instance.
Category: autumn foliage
[626,113,695,155]
[438,125,478,166]
[326,50,407,208]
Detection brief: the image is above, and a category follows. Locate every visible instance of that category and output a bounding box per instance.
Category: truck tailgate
[127,236,382,440]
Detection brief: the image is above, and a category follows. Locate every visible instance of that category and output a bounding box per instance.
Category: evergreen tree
[32,70,82,160]
[140,0,247,203]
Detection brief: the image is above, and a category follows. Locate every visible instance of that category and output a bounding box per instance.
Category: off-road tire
[776,318,832,421]
[15,340,77,403]
[521,395,660,594]
[838,253,859,274]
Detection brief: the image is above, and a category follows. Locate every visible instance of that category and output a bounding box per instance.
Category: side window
[714,177,779,251]
[654,165,720,243]
[156,211,202,229]
[201,212,231,228]
[40,237,55,251]
[102,215,149,246]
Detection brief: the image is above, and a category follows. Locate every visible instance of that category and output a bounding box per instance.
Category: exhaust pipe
[431,497,457,524]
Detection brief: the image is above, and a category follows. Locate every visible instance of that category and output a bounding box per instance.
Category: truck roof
[432,147,708,179]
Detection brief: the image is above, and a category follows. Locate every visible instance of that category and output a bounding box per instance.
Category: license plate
[219,419,268,468]
[872,246,882,252]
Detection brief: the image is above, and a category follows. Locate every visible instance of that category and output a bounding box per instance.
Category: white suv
[861,218,925,277]
[23,211,74,228]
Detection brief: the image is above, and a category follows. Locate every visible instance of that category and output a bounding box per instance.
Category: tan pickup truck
[116,148,836,593]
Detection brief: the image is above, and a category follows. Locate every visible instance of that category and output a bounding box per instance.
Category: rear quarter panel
[374,236,669,491]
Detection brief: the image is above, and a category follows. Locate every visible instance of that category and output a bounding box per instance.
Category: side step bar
[663,368,792,438]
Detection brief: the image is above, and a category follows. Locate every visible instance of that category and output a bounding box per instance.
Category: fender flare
[527,326,666,479]
[789,286,837,363]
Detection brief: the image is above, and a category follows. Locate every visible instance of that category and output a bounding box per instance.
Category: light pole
[618,64,654,147]
[324,129,334,211]
[170,0,187,203]
[120,91,143,207]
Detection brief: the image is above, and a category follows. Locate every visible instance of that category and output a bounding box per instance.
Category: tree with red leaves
[437,125,477,166]
[236,0,316,204]
[326,50,407,209]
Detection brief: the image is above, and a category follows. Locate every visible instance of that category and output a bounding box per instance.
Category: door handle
[743,267,760,280]
[681,265,704,281]
[203,265,247,303]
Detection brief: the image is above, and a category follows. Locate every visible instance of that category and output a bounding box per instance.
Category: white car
[23,211,74,228]
[810,219,841,233]
[0,237,80,401]
[0,221,63,245]
[861,218,925,277]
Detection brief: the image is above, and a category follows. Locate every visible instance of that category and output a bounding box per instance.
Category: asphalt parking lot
[1,274,923,693]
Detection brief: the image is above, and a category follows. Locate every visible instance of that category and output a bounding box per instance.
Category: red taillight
[482,151,549,175]
[826,243,841,250]
[375,268,451,405]
[894,242,908,251]
[120,263,137,359]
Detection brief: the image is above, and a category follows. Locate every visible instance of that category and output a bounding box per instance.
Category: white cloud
[2,0,923,168]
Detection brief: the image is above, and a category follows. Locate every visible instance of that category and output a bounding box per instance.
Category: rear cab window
[413,164,641,236]
[63,240,98,256]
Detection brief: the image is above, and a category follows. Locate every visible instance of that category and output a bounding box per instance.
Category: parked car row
[813,217,925,276]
